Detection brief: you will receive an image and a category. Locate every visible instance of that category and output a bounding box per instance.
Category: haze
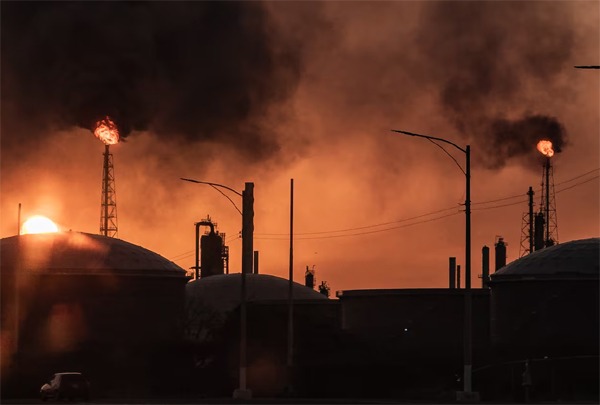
[1,1,598,292]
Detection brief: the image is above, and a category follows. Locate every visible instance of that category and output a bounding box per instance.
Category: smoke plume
[416,1,572,168]
[1,2,302,161]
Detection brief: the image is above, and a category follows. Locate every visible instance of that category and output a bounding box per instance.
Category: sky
[1,1,598,293]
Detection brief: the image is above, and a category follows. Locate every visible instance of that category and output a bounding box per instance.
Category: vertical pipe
[253,251,259,275]
[239,182,254,395]
[195,222,200,280]
[457,265,461,289]
[534,213,545,251]
[449,257,456,289]
[545,158,550,246]
[17,203,22,235]
[482,246,490,288]
[464,144,473,394]
[465,145,471,289]
[287,179,294,381]
[528,187,534,254]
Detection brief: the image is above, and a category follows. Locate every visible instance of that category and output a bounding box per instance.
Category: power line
[169,167,598,258]
[256,211,462,240]
[556,175,599,193]
[256,205,459,236]
[555,168,599,186]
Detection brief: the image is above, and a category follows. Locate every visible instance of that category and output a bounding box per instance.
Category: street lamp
[181,178,254,399]
[390,130,474,399]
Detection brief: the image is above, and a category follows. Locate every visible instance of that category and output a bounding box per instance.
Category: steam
[416,1,572,168]
[1,2,302,161]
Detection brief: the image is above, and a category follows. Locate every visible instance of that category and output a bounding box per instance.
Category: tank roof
[186,273,328,313]
[491,238,599,281]
[1,232,186,276]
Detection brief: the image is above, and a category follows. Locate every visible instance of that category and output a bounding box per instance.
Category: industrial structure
[2,230,597,401]
[520,142,560,256]
[0,232,189,397]
[194,216,229,280]
[94,117,120,238]
[100,144,118,237]
[539,156,559,247]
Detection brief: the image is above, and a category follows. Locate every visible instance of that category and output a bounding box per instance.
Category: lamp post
[181,178,254,399]
[390,130,473,397]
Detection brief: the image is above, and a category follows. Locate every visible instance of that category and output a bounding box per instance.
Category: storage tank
[0,232,189,397]
[489,238,599,359]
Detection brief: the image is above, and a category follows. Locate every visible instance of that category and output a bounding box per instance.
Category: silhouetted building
[335,288,491,398]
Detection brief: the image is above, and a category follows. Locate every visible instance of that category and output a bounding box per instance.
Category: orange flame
[94,116,120,145]
[536,140,554,157]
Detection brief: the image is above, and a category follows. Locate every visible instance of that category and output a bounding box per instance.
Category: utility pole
[236,182,254,399]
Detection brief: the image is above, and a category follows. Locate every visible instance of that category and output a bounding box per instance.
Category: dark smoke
[1,2,302,161]
[416,1,572,168]
[487,114,566,169]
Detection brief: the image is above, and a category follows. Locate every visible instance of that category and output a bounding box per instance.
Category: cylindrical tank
[490,238,599,359]
[201,232,224,278]
[0,232,189,397]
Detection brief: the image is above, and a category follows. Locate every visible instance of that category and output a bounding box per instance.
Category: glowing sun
[21,215,59,234]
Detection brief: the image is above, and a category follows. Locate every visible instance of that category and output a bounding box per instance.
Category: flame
[94,116,120,145]
[536,140,554,157]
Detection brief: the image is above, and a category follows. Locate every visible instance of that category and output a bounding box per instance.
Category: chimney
[449,257,457,289]
[305,266,315,289]
[253,251,259,274]
[495,237,507,271]
[457,265,461,289]
[482,246,490,288]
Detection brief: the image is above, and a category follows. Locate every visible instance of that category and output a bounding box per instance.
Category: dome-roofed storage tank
[488,238,599,402]
[489,238,599,359]
[0,231,189,397]
[184,273,331,396]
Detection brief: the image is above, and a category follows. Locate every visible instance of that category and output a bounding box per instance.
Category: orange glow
[536,140,554,157]
[21,215,59,234]
[94,116,120,145]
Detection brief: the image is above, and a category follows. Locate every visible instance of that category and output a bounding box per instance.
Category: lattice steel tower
[540,158,558,247]
[100,144,118,237]
[519,187,536,257]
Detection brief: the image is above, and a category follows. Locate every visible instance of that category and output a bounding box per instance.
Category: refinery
[1,128,598,400]
[1,2,598,403]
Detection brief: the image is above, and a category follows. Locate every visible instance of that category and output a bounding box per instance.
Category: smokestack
[482,246,490,288]
[456,264,461,289]
[305,266,315,289]
[528,187,535,254]
[449,257,457,289]
[495,237,507,271]
[253,251,259,275]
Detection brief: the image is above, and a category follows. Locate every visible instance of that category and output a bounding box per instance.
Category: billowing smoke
[416,1,572,168]
[1,2,302,161]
